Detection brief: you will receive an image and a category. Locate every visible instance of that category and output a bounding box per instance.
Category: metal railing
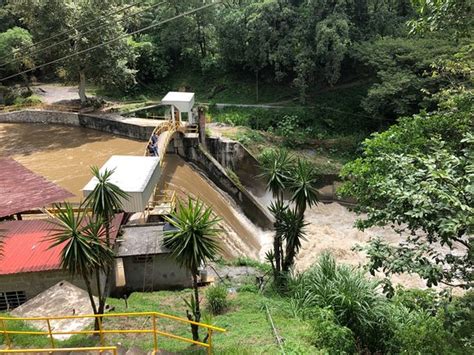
[0,346,118,354]
[0,311,225,354]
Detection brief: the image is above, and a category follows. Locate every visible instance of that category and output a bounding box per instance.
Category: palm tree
[48,202,113,330]
[279,207,307,272]
[84,166,129,246]
[260,152,317,287]
[289,158,319,216]
[84,166,128,317]
[259,149,293,279]
[259,149,293,202]
[163,197,222,341]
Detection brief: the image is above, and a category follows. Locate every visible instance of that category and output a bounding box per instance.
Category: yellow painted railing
[0,312,225,354]
[0,346,118,354]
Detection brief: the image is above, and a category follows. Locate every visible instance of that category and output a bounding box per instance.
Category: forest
[0,0,472,353]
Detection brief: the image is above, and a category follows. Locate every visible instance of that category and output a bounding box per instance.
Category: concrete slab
[11,281,98,340]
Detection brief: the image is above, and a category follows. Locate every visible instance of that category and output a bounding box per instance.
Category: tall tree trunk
[189,273,201,341]
[79,70,87,105]
[83,272,99,330]
[95,270,104,331]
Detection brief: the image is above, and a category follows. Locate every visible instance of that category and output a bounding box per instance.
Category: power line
[0,1,220,82]
[0,0,148,65]
[0,1,166,69]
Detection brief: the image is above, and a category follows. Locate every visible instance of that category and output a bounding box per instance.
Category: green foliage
[340,90,473,288]
[442,290,474,348]
[352,36,463,120]
[164,197,222,277]
[84,167,129,227]
[274,115,309,148]
[386,305,458,354]
[206,284,230,315]
[11,0,136,100]
[289,253,389,352]
[408,0,473,38]
[0,26,34,77]
[13,93,42,106]
[309,307,356,354]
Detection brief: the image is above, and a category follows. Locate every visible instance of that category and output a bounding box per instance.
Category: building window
[0,291,27,311]
[133,255,153,263]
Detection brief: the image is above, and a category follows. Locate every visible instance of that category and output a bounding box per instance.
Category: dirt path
[32,83,83,104]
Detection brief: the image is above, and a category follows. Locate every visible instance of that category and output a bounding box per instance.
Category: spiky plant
[84,166,129,245]
[84,166,128,317]
[289,158,319,216]
[164,197,222,341]
[48,202,112,330]
[259,149,293,201]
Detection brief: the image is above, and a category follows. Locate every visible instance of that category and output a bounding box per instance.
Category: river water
[0,122,268,259]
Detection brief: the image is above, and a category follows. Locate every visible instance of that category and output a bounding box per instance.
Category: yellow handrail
[0,346,118,354]
[0,311,225,354]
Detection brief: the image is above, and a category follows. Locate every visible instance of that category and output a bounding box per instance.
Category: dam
[0,122,268,259]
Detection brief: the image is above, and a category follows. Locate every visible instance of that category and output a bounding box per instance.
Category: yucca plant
[164,197,222,341]
[289,158,319,216]
[48,202,112,330]
[84,166,129,246]
[259,148,293,202]
[83,166,128,317]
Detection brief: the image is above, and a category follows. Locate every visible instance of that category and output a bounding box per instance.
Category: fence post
[0,319,11,349]
[207,329,213,355]
[46,319,55,348]
[152,314,158,353]
[97,316,105,347]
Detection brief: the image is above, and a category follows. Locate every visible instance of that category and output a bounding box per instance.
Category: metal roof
[0,158,74,218]
[117,224,170,257]
[82,156,161,213]
[0,214,123,275]
[161,92,195,113]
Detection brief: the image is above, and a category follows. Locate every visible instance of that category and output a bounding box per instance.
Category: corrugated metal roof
[0,158,74,218]
[0,214,124,275]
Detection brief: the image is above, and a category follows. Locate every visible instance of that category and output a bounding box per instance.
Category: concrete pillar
[198,106,206,146]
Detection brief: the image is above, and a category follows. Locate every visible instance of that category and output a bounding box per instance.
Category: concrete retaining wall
[0,110,153,141]
[179,136,273,230]
[205,136,356,206]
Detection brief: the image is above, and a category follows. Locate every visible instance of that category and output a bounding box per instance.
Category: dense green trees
[7,0,136,103]
[0,27,34,80]
[1,0,469,123]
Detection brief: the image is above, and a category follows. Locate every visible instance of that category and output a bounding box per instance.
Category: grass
[0,290,315,354]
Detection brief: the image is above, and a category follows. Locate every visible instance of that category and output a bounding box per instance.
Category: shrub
[206,284,230,315]
[442,290,474,349]
[289,252,390,352]
[310,307,356,354]
[387,305,458,354]
[13,94,42,106]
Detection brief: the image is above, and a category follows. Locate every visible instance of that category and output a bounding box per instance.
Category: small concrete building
[115,224,191,293]
[161,91,195,124]
[82,155,161,213]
